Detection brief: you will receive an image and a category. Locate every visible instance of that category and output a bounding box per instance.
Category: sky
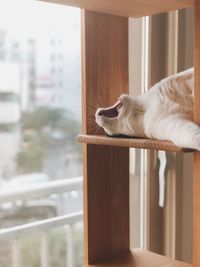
[0,0,80,39]
[0,0,82,119]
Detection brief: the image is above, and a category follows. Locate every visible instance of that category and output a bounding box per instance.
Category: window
[129,10,193,262]
[0,1,82,267]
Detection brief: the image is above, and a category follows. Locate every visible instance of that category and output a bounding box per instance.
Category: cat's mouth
[97,100,122,118]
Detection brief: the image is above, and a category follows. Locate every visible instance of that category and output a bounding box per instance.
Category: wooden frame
[193,1,200,266]
[81,11,130,264]
[80,5,195,267]
[42,0,193,17]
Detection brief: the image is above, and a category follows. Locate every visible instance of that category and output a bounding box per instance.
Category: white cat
[95,68,200,150]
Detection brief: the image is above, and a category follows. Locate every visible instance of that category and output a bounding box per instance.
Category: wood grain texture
[146,15,167,255]
[41,0,193,18]
[193,1,200,266]
[82,11,129,265]
[87,249,191,267]
[77,135,194,153]
[82,11,129,135]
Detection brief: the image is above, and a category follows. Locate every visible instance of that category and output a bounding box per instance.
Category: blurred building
[0,24,81,180]
[34,31,81,119]
[0,62,21,180]
[0,29,81,117]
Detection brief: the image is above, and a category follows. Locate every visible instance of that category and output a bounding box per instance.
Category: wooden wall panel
[81,11,130,265]
[193,1,200,266]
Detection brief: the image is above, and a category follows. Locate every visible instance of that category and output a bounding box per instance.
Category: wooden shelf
[77,134,194,152]
[88,249,191,267]
[42,0,193,17]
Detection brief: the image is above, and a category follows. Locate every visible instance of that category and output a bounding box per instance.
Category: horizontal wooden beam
[40,0,193,18]
[87,249,191,267]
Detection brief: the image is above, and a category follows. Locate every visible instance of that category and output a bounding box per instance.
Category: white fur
[95,68,200,150]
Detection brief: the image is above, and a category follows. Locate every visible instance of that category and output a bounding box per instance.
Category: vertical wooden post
[193,1,200,266]
[81,11,130,265]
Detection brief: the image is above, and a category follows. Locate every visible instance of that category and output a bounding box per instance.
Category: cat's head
[95,94,145,137]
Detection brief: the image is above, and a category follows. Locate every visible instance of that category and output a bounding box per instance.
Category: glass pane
[0,240,12,267]
[0,1,82,266]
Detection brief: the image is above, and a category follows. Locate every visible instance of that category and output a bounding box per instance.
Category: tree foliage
[16,107,81,174]
[16,130,44,174]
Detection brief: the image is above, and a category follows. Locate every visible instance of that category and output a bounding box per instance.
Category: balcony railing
[0,177,83,267]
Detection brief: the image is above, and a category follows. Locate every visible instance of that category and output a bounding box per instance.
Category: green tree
[16,130,44,174]
[22,107,69,130]
[16,107,81,174]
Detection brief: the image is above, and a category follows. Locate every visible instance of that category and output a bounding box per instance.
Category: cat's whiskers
[86,103,100,112]
[89,123,102,135]
[93,125,102,135]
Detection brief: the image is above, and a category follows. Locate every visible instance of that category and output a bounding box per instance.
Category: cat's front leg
[154,116,200,150]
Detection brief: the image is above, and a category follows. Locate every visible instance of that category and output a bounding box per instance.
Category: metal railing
[0,177,82,203]
[0,177,83,267]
